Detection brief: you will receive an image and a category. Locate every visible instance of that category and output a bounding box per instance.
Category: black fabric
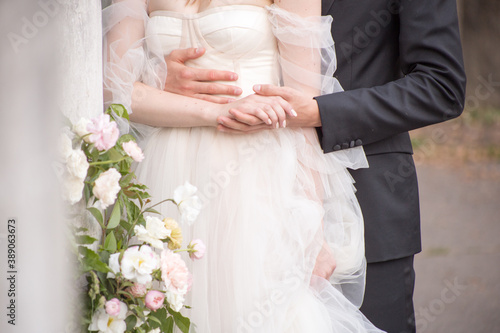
[350,153,421,263]
[360,256,417,333]
[317,0,466,261]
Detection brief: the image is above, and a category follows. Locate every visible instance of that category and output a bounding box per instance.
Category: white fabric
[103,2,382,333]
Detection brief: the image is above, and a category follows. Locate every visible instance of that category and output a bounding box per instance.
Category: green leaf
[75,235,98,245]
[90,146,99,161]
[149,315,163,326]
[107,147,124,161]
[130,183,148,190]
[108,104,130,121]
[117,134,136,145]
[150,308,174,333]
[103,231,117,252]
[87,207,104,226]
[125,315,137,331]
[125,200,141,224]
[164,316,175,333]
[78,247,110,273]
[144,208,161,215]
[168,307,191,333]
[119,219,131,231]
[107,202,121,229]
[119,172,135,187]
[84,182,91,203]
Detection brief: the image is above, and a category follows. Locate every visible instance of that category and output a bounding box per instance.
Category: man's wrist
[304,99,321,127]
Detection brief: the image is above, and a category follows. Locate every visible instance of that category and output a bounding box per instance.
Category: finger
[269,101,287,128]
[274,96,296,118]
[193,68,239,82]
[192,81,242,96]
[233,105,272,125]
[228,109,266,126]
[217,116,266,132]
[261,104,280,129]
[168,47,205,63]
[194,94,235,104]
[217,123,270,135]
[253,84,293,100]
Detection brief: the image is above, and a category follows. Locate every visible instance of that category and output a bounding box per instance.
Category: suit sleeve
[315,0,466,153]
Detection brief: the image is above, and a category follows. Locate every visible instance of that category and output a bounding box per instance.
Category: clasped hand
[164,48,322,133]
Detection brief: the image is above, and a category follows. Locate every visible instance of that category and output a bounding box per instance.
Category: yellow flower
[163,218,183,250]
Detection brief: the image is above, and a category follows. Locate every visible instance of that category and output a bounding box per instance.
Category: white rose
[73,118,92,142]
[93,168,121,209]
[89,301,127,333]
[59,133,73,161]
[107,252,121,279]
[122,141,144,162]
[134,216,171,249]
[121,246,159,285]
[62,174,84,205]
[173,182,202,225]
[165,290,185,312]
[66,149,89,180]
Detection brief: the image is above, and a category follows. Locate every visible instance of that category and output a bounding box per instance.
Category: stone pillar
[60,0,103,122]
[0,1,103,332]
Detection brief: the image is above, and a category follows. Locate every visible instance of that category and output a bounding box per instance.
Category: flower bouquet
[59,105,204,333]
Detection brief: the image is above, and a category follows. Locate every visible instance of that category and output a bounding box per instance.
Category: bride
[103,0,383,332]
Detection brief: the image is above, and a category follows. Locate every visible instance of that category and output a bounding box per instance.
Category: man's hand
[254,85,321,127]
[312,241,336,280]
[164,48,242,103]
[217,84,321,133]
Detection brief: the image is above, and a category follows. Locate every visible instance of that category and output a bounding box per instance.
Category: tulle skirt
[135,125,383,333]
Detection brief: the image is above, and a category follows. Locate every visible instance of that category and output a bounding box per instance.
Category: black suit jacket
[316,0,466,262]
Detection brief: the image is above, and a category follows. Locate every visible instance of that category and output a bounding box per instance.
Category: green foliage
[168,306,191,333]
[79,246,111,273]
[71,106,191,333]
[104,231,117,252]
[107,104,130,121]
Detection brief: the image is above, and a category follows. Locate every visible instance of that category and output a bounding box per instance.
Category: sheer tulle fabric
[103,0,165,142]
[103,2,381,332]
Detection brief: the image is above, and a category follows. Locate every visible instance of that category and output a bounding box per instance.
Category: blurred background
[411,1,500,332]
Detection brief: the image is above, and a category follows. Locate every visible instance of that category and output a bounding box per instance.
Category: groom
[163,0,466,331]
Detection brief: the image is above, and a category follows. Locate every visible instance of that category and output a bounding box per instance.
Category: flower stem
[89,157,127,166]
[144,198,177,212]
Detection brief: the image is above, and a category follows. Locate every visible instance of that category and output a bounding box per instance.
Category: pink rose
[87,114,119,151]
[122,141,144,162]
[127,283,148,297]
[188,239,206,261]
[160,250,189,294]
[105,298,121,317]
[145,290,165,311]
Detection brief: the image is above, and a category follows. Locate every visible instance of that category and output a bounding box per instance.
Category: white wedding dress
[104,2,384,333]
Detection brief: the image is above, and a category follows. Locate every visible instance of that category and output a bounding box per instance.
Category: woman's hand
[312,241,336,280]
[214,94,296,133]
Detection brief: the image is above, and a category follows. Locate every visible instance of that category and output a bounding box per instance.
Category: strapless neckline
[149,4,268,20]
